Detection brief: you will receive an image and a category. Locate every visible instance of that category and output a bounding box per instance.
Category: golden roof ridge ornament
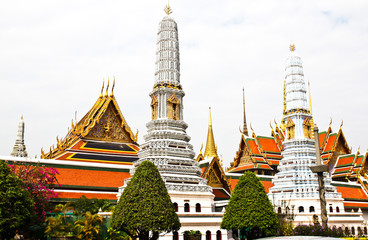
[100,80,105,98]
[164,2,173,15]
[111,77,115,96]
[105,78,110,97]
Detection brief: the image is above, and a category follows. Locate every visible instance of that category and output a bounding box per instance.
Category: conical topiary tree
[221,171,278,239]
[112,160,180,240]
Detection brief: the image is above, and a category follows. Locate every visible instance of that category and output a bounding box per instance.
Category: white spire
[11,116,28,157]
[284,44,309,115]
[155,16,180,86]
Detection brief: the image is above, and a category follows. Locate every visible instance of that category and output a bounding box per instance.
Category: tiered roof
[40,81,140,202]
[227,131,282,175]
[332,150,367,181]
[42,80,139,165]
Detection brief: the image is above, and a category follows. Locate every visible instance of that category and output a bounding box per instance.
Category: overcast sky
[1,1,367,167]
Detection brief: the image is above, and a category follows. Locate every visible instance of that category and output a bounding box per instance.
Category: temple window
[336,206,340,213]
[216,231,221,240]
[173,202,178,212]
[184,203,190,212]
[298,206,304,213]
[206,231,211,240]
[195,203,201,212]
[309,206,315,213]
[329,206,333,213]
[173,231,178,240]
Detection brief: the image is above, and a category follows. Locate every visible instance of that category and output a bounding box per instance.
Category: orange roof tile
[323,133,337,153]
[335,186,368,200]
[212,189,230,200]
[335,154,355,168]
[319,132,327,149]
[257,136,281,153]
[55,191,117,201]
[261,180,274,193]
[246,139,261,155]
[55,168,130,188]
[355,155,364,168]
[343,202,368,208]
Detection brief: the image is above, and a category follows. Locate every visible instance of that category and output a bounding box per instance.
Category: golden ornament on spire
[164,3,173,15]
[111,77,115,96]
[204,107,218,158]
[105,78,110,97]
[290,43,296,52]
[100,80,105,98]
[308,81,315,139]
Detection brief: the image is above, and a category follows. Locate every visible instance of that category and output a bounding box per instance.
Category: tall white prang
[117,8,227,239]
[268,45,362,226]
[11,116,28,157]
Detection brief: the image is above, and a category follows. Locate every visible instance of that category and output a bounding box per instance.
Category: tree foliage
[9,161,59,224]
[221,171,278,238]
[73,195,113,216]
[0,160,33,240]
[112,160,180,240]
[74,211,104,240]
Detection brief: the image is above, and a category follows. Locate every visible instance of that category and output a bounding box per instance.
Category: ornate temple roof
[41,80,139,165]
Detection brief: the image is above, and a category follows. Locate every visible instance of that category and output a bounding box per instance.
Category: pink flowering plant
[9,162,59,224]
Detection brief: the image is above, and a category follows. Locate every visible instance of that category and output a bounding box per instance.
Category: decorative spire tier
[11,116,28,157]
[121,12,212,196]
[282,45,313,140]
[154,15,181,88]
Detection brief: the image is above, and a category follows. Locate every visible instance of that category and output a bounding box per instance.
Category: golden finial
[100,79,105,98]
[111,76,115,96]
[21,115,23,121]
[250,122,254,133]
[274,118,278,126]
[270,121,273,130]
[340,120,344,129]
[308,81,314,139]
[105,78,110,97]
[164,2,173,15]
[329,117,332,128]
[242,87,249,136]
[290,43,296,52]
[204,107,217,158]
[75,111,77,122]
[283,79,286,116]
[199,142,203,154]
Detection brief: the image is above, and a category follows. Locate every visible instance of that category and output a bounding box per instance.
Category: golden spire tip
[289,43,296,52]
[164,2,172,15]
[208,107,212,126]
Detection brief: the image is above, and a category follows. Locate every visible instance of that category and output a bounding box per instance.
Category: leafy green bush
[293,224,344,237]
[112,160,180,240]
[221,171,278,238]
